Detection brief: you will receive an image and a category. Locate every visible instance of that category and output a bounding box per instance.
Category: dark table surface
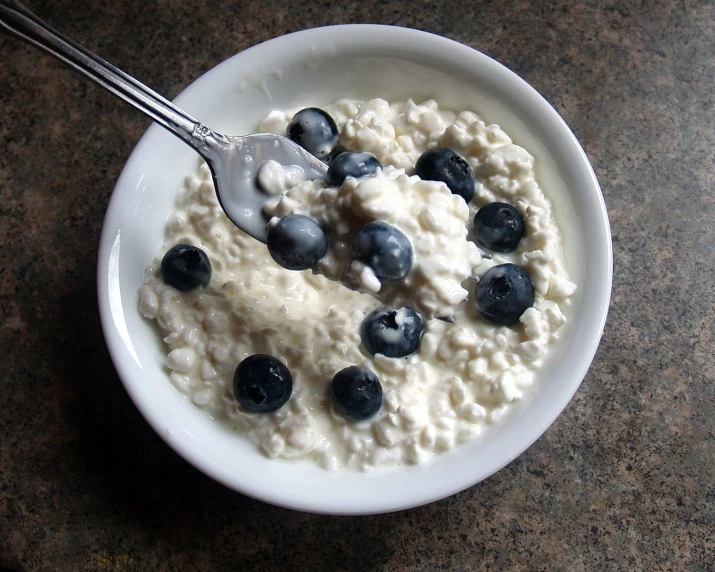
[1,1,713,570]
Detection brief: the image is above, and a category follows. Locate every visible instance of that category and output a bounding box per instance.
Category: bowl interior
[98,25,611,514]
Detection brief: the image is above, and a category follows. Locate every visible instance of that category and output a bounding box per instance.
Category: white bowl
[98,25,612,515]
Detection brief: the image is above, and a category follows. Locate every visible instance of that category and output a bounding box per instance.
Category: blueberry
[331,366,383,421]
[414,148,476,202]
[160,244,211,291]
[353,222,412,281]
[267,214,328,271]
[327,152,382,186]
[473,202,525,253]
[360,306,423,358]
[233,354,292,413]
[286,108,339,159]
[475,264,535,326]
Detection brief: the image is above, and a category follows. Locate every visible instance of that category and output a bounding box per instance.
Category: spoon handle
[0,0,226,157]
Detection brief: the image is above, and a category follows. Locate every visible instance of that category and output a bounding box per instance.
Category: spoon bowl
[207,133,327,241]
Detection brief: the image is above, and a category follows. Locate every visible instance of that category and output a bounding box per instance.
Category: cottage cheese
[139,98,576,471]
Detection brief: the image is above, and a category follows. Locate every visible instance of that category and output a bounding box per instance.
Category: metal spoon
[0,0,328,242]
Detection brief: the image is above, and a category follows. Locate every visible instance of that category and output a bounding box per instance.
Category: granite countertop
[1,0,713,570]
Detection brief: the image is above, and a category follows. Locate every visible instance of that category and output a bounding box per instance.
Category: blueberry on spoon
[267,214,328,271]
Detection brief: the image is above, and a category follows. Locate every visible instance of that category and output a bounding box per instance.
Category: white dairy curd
[263,165,480,318]
[139,98,576,471]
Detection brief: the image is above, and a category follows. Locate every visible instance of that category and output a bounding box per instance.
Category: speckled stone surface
[1,0,713,570]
